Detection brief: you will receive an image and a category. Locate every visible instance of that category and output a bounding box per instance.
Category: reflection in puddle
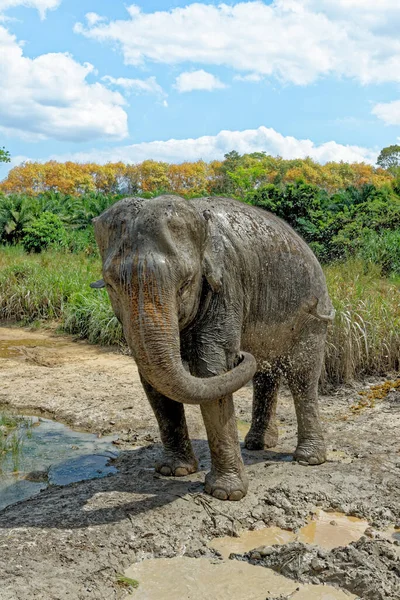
[125,557,356,600]
[0,414,118,510]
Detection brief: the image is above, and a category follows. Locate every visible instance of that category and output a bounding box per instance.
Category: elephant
[91,195,334,501]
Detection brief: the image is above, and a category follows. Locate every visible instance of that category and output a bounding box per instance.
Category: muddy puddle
[0,336,69,361]
[126,511,365,599]
[0,413,118,510]
[210,509,369,558]
[125,557,357,600]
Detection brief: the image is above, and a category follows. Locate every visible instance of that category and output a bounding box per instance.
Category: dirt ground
[0,326,399,600]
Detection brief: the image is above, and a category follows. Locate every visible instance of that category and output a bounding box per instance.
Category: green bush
[0,194,36,245]
[64,227,98,256]
[22,212,66,253]
[246,181,400,271]
[357,229,400,276]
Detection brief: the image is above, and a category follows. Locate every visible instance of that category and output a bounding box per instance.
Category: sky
[1,0,400,179]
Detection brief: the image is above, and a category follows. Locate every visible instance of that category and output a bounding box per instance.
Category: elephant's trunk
[125,267,256,405]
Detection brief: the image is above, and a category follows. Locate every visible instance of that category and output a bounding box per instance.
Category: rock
[311,558,326,571]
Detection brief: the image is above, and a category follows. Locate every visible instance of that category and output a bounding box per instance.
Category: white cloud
[41,125,377,166]
[0,0,61,19]
[234,73,263,83]
[175,70,226,93]
[85,12,105,27]
[74,1,400,86]
[102,75,165,97]
[372,100,400,126]
[0,26,128,142]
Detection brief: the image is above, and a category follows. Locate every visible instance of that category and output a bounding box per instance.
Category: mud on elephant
[92,195,334,501]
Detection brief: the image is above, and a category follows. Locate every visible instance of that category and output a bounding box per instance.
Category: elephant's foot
[244,424,279,450]
[294,437,326,465]
[156,452,198,477]
[204,470,248,501]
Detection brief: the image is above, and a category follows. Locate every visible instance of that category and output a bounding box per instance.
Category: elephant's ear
[202,210,223,292]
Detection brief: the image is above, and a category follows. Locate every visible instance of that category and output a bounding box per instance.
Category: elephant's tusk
[90,279,106,289]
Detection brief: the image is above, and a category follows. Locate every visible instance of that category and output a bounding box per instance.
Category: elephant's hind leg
[285,321,327,466]
[140,376,198,477]
[244,369,281,450]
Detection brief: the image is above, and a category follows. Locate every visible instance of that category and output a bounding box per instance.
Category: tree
[0,147,10,163]
[0,195,35,244]
[377,145,400,173]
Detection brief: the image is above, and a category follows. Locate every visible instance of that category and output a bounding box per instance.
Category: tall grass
[0,246,124,346]
[0,247,399,383]
[0,413,33,472]
[324,260,400,383]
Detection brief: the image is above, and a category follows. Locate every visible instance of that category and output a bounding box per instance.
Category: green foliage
[116,574,139,590]
[324,260,400,383]
[22,212,66,253]
[0,191,120,253]
[247,180,328,244]
[63,291,123,346]
[63,192,120,230]
[0,194,36,245]
[357,229,400,276]
[377,144,400,174]
[247,181,400,270]
[0,247,123,345]
[64,227,98,256]
[0,147,10,163]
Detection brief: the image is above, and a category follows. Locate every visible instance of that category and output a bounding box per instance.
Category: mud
[124,557,357,600]
[0,326,399,600]
[235,536,400,600]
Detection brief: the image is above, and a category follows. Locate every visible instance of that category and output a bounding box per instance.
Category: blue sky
[1,0,400,179]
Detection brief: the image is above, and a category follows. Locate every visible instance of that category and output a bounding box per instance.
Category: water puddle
[210,509,369,558]
[125,557,356,600]
[0,413,118,510]
[298,510,368,550]
[210,526,296,559]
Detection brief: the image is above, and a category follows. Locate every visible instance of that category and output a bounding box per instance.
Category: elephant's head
[93,195,256,405]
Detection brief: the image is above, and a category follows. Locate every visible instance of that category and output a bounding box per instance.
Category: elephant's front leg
[200,393,248,501]
[140,376,198,476]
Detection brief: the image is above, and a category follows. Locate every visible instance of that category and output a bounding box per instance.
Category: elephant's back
[192,196,319,269]
[192,196,332,331]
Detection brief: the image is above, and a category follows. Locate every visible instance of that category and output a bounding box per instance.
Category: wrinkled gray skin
[93,195,334,501]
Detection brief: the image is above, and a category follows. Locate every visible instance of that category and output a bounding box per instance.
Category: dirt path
[0,327,399,600]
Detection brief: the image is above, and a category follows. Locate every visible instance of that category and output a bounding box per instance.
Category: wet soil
[125,556,357,600]
[0,326,399,600]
